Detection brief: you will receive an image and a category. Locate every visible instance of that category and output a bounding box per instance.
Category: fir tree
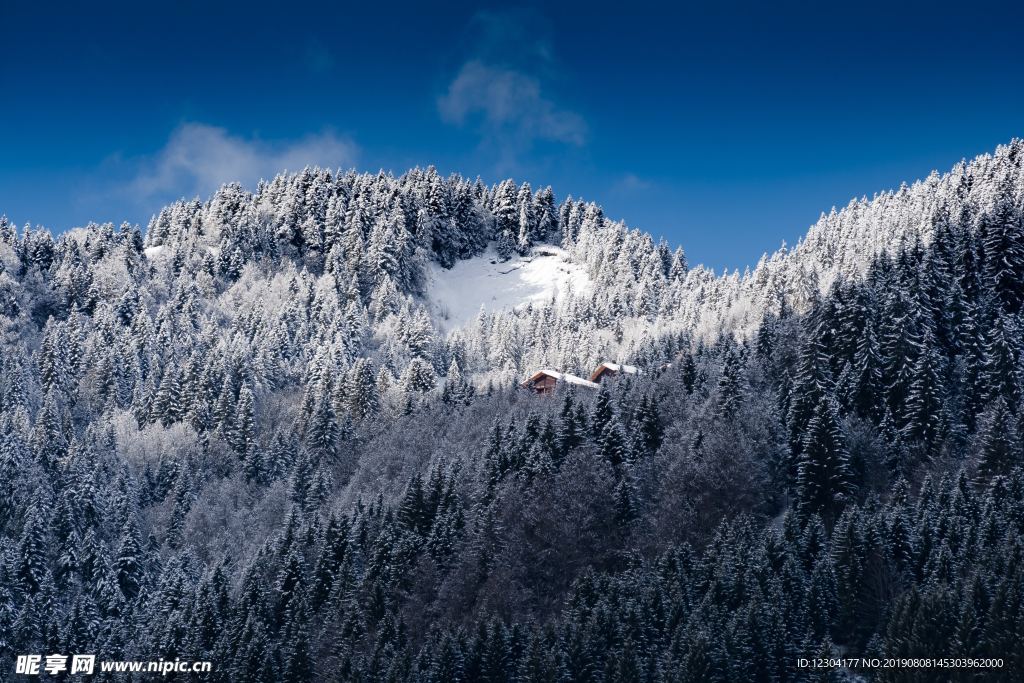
[346,357,380,419]
[980,192,1024,314]
[901,327,947,453]
[17,501,50,594]
[787,335,834,470]
[598,418,628,469]
[233,384,257,456]
[976,398,1019,480]
[114,513,144,602]
[796,397,853,527]
[716,347,744,419]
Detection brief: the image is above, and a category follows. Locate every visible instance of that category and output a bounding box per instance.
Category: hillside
[1,141,1023,680]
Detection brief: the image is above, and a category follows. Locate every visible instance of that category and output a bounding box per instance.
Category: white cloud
[129,123,358,201]
[438,60,586,148]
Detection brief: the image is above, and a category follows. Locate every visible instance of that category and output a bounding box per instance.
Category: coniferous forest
[2,140,1024,681]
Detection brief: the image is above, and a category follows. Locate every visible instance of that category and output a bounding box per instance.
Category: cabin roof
[521,369,599,389]
[588,361,641,382]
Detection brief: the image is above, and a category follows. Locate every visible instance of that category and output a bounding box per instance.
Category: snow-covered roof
[588,361,641,382]
[599,362,639,374]
[562,373,600,388]
[522,369,600,389]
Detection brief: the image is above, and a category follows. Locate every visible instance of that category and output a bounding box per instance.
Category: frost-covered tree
[796,397,853,526]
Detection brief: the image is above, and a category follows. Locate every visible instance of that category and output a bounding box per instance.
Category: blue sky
[1,1,1022,271]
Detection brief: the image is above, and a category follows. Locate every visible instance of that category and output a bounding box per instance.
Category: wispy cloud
[438,10,586,166]
[127,123,358,202]
[438,61,586,147]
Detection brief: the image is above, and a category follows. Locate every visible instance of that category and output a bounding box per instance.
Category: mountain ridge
[3,141,1022,391]
[2,139,1024,680]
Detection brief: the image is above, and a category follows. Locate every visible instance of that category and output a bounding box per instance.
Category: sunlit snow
[425,245,591,330]
[144,244,220,259]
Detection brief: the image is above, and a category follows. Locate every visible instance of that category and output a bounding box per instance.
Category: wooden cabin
[589,362,640,384]
[521,369,600,395]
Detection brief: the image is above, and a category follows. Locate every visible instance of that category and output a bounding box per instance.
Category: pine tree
[17,501,50,594]
[441,358,472,407]
[288,450,317,510]
[243,446,266,485]
[38,321,65,394]
[153,364,184,427]
[598,418,628,469]
[33,389,68,468]
[232,384,257,456]
[515,182,535,254]
[522,442,555,484]
[491,180,519,259]
[879,292,921,421]
[346,357,380,419]
[280,598,313,683]
[482,418,507,492]
[901,327,946,453]
[680,353,698,393]
[306,386,339,461]
[787,335,834,468]
[632,393,663,457]
[166,468,195,546]
[215,376,237,433]
[980,313,1020,408]
[533,186,558,242]
[114,513,144,602]
[981,192,1024,314]
[716,347,744,419]
[850,315,883,419]
[400,358,436,394]
[613,474,638,525]
[755,311,777,360]
[592,385,613,430]
[976,398,1019,480]
[274,548,307,629]
[397,474,430,536]
[557,390,584,456]
[796,397,853,526]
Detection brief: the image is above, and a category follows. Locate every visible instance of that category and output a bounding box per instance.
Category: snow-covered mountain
[2,140,1022,395]
[3,141,1024,681]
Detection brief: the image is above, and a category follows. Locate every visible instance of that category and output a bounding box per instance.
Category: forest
[1,140,1023,681]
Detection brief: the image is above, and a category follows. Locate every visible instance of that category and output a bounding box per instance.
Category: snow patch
[425,245,591,331]
[144,244,219,259]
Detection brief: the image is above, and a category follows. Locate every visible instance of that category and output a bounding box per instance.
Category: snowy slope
[425,245,591,330]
